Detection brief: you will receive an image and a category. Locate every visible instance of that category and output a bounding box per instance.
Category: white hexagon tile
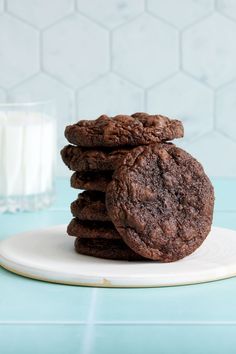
[77,0,144,29]
[112,13,178,88]
[0,88,6,101]
[0,14,39,88]
[0,2,236,176]
[183,14,236,88]
[147,73,214,141]
[78,73,144,118]
[217,0,236,21]
[185,132,236,177]
[43,13,109,88]
[7,0,74,29]
[0,0,3,13]
[216,81,236,141]
[147,0,214,29]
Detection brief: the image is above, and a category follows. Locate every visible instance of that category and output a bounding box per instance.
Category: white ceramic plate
[0,225,236,287]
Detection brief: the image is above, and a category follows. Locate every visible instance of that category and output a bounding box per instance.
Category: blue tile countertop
[1,178,236,354]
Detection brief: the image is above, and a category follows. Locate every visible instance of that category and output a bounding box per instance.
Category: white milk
[0,111,56,198]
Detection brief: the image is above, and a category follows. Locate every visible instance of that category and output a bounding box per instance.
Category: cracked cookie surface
[65,112,184,147]
[106,144,214,262]
[61,145,132,172]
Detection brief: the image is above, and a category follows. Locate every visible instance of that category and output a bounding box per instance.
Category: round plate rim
[0,225,236,288]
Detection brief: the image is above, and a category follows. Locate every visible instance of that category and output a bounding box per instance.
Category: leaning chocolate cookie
[65,112,184,147]
[106,144,214,262]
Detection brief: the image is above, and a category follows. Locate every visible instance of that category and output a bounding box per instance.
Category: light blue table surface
[1,178,236,354]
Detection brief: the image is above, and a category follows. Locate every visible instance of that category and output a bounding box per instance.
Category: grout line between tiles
[42,12,75,32]
[181,11,214,32]
[108,30,112,71]
[4,10,38,30]
[2,0,6,11]
[39,31,43,71]
[215,129,236,144]
[75,8,109,31]
[218,11,236,25]
[81,288,98,354]
[8,72,40,91]
[212,91,217,130]
[143,90,148,112]
[144,0,148,12]
[178,31,183,70]
[146,71,178,91]
[146,11,178,30]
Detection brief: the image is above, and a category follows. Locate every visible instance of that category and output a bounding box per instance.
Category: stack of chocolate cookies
[61,113,214,262]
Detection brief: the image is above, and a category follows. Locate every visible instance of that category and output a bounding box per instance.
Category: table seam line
[1,321,236,326]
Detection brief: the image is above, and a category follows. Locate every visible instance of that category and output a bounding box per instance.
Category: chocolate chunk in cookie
[65,113,184,147]
[61,145,132,172]
[106,144,214,262]
[71,171,112,192]
[74,238,145,261]
[71,191,109,222]
[67,218,120,240]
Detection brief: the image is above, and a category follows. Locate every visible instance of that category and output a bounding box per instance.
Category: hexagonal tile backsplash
[0,0,236,176]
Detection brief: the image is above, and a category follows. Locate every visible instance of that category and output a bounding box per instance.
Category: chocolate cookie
[71,191,109,222]
[106,144,214,262]
[74,238,145,261]
[67,218,120,240]
[71,171,112,192]
[61,145,132,172]
[65,113,184,147]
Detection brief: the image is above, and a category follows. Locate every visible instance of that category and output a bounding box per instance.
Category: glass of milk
[0,101,56,212]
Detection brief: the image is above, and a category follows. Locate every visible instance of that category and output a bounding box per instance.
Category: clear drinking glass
[0,100,56,212]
